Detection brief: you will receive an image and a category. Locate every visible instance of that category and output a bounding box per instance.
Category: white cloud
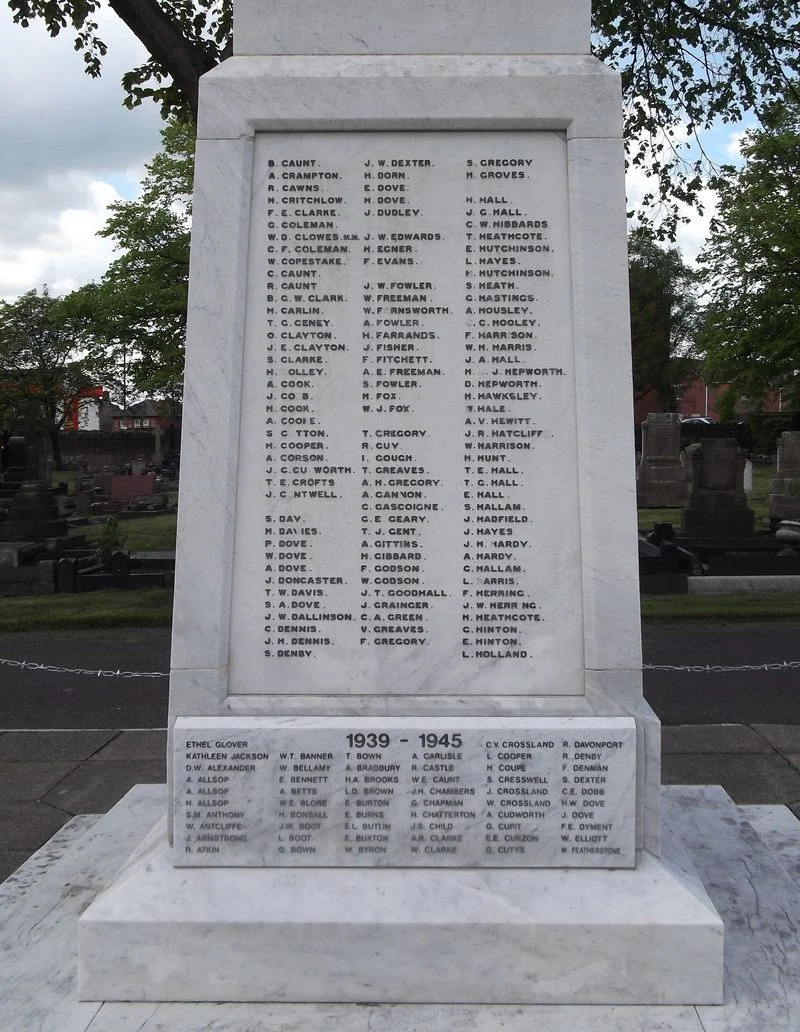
[0,179,124,298]
[0,5,163,301]
[725,128,752,159]
[625,161,718,265]
[624,115,753,263]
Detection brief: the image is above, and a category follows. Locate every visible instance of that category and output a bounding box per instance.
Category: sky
[0,4,163,301]
[0,7,752,303]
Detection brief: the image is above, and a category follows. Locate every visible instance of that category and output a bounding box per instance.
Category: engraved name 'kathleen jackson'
[230,133,584,696]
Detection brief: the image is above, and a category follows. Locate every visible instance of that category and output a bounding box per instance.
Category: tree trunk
[48,427,63,468]
[107,0,218,119]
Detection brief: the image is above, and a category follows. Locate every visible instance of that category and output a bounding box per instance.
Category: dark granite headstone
[3,435,25,474]
[0,436,26,498]
[681,438,754,536]
[56,557,77,593]
[72,492,93,517]
[0,405,68,543]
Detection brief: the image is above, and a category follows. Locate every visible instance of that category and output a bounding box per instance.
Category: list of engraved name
[256,135,576,674]
[175,722,634,868]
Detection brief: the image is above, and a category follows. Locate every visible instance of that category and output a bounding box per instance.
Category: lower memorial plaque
[174,716,635,868]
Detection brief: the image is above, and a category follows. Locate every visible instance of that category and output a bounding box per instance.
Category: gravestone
[56,557,77,594]
[110,473,155,504]
[770,431,800,523]
[153,426,165,466]
[744,457,754,493]
[92,472,114,495]
[0,435,26,498]
[71,491,93,517]
[636,412,688,507]
[681,438,754,536]
[78,0,723,1006]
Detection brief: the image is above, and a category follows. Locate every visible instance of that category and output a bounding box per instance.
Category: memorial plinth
[78,0,723,1005]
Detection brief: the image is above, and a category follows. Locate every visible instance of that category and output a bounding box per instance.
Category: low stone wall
[58,430,181,469]
[0,560,55,597]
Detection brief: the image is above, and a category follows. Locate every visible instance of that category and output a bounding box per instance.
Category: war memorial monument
[13,1,800,1027]
[73,0,729,1005]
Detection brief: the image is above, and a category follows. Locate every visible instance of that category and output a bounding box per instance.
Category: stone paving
[0,729,166,880]
[3,723,800,882]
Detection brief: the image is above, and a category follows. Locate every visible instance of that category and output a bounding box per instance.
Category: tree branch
[107,0,218,119]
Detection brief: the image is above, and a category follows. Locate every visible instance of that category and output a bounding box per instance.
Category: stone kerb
[636,412,688,508]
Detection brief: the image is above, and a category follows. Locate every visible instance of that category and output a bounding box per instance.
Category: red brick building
[634,378,785,425]
[111,399,182,433]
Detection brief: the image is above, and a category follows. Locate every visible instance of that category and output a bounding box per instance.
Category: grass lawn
[73,511,178,552]
[0,589,174,631]
[1,584,798,631]
[642,593,800,621]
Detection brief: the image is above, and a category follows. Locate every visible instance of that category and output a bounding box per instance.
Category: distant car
[681,417,717,426]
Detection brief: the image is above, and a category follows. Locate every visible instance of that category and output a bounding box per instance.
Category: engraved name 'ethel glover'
[228,132,585,698]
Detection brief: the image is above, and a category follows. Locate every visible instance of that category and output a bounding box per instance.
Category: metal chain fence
[644,661,800,673]
[1,656,800,678]
[0,657,168,678]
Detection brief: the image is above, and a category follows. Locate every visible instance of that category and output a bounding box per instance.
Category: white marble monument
[78,0,724,1004]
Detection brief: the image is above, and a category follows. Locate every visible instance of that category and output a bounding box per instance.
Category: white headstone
[744,458,754,493]
[78,0,723,1005]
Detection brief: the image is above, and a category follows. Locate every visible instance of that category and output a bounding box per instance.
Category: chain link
[644,661,800,673]
[0,655,798,679]
[0,657,168,678]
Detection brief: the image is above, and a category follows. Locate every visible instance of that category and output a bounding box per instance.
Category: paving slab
[661,725,773,754]
[0,730,118,762]
[661,754,800,804]
[41,759,167,815]
[0,730,118,763]
[0,801,70,849]
[0,761,80,801]
[751,724,800,753]
[0,849,36,881]
[93,730,167,761]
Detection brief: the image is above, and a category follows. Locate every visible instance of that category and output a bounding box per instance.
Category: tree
[697,98,800,416]
[74,118,193,403]
[628,227,700,407]
[0,287,107,465]
[8,0,800,228]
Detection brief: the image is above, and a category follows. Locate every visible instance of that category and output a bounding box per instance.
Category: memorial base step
[78,820,722,1005]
